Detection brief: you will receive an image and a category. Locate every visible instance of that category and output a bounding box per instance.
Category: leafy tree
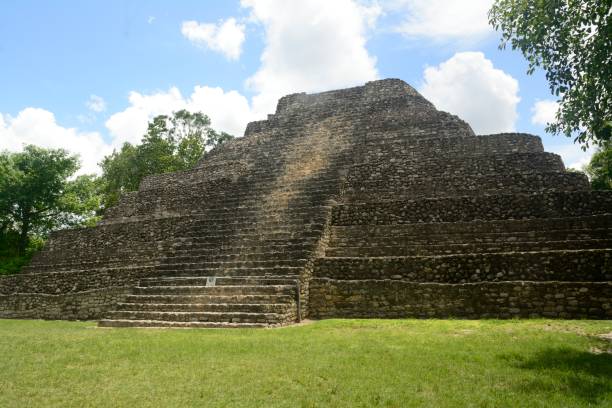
[0,230,44,275]
[584,142,612,189]
[100,109,233,207]
[489,0,611,147]
[99,143,140,208]
[0,146,101,255]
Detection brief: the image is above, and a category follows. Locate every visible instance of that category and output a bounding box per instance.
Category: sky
[0,0,594,174]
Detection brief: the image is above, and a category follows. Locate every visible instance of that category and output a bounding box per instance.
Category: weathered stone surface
[309,281,612,319]
[0,78,610,325]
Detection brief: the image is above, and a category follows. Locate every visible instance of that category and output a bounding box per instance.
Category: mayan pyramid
[1,79,610,327]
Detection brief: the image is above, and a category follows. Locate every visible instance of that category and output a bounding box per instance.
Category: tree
[100,109,233,208]
[489,0,611,147]
[0,146,101,254]
[584,142,612,189]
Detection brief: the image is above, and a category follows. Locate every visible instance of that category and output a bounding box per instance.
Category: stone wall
[332,191,612,225]
[0,289,132,320]
[314,250,612,283]
[25,216,189,271]
[342,172,589,201]
[309,280,612,319]
[0,266,161,320]
[359,133,543,160]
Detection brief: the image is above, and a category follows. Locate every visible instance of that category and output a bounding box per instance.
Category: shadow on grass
[501,347,612,405]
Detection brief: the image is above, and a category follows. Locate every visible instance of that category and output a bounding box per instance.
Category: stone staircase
[2,78,610,324]
[99,276,299,328]
[94,112,350,327]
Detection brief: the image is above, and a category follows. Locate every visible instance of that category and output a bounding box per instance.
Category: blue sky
[0,0,592,174]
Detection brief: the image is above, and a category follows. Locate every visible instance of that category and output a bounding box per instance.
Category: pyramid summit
[1,78,610,327]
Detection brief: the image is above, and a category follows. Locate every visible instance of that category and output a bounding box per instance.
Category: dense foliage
[585,142,612,189]
[0,146,101,258]
[100,110,233,207]
[0,231,44,275]
[489,0,611,147]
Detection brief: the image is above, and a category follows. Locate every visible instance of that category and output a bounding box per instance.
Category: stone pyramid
[1,79,610,327]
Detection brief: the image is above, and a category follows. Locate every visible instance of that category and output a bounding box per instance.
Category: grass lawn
[0,319,611,407]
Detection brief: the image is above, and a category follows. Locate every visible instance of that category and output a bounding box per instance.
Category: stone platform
[1,79,610,327]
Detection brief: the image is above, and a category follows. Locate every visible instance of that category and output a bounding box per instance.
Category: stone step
[325,239,612,257]
[114,302,293,313]
[197,135,542,169]
[183,210,330,226]
[360,115,473,136]
[159,254,310,266]
[184,218,328,231]
[347,152,564,178]
[210,133,541,158]
[25,249,311,273]
[138,172,343,193]
[332,191,612,225]
[135,179,341,195]
[155,208,331,222]
[167,245,314,257]
[185,189,337,203]
[314,249,612,283]
[124,294,295,304]
[187,209,332,221]
[157,195,335,213]
[133,284,296,296]
[358,133,543,155]
[208,178,340,193]
[10,264,157,279]
[140,276,299,287]
[182,233,322,245]
[172,238,318,250]
[180,229,324,242]
[331,214,612,237]
[98,319,271,328]
[156,260,308,271]
[104,310,287,324]
[108,206,332,224]
[21,259,158,273]
[189,204,332,214]
[154,267,304,277]
[162,251,312,263]
[342,172,588,201]
[330,228,612,246]
[330,217,612,244]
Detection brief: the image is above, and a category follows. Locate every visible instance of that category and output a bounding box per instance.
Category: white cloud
[392,0,494,42]
[420,51,520,134]
[0,108,111,175]
[181,18,246,60]
[105,88,185,146]
[241,0,380,116]
[188,86,255,136]
[0,86,256,176]
[105,86,255,146]
[86,94,106,113]
[531,99,559,126]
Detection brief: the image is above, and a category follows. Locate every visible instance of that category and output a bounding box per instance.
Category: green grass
[0,319,611,407]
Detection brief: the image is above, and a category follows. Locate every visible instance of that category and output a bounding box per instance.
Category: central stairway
[99,276,300,328]
[97,92,352,327]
